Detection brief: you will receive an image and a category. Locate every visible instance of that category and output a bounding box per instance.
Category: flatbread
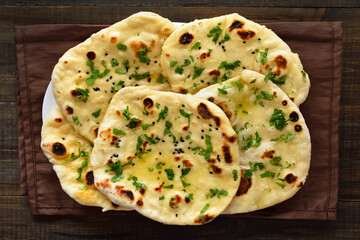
[161,13,310,106]
[52,12,176,142]
[41,107,130,211]
[195,70,311,213]
[91,86,241,225]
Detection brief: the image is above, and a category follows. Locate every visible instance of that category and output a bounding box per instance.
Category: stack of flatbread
[41,12,311,225]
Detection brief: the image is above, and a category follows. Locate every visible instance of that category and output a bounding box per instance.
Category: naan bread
[41,107,130,211]
[52,12,176,142]
[91,86,241,225]
[161,13,310,106]
[195,70,311,213]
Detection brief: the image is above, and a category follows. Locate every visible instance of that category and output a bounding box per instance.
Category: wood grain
[0,4,359,239]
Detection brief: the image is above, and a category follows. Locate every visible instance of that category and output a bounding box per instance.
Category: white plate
[42,22,184,121]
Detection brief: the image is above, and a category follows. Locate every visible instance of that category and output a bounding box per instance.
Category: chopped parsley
[72,116,82,126]
[181,179,191,188]
[221,71,231,82]
[91,109,101,118]
[269,109,290,131]
[218,60,240,70]
[232,169,238,181]
[241,132,262,152]
[164,120,176,143]
[164,184,174,189]
[111,59,119,67]
[105,159,133,183]
[179,109,193,128]
[138,47,151,64]
[113,128,126,135]
[170,61,178,67]
[207,189,228,199]
[244,162,265,179]
[198,203,210,220]
[75,87,90,103]
[181,167,191,178]
[260,171,275,178]
[264,71,287,85]
[165,168,175,180]
[207,23,222,43]
[139,123,153,130]
[156,74,167,84]
[255,48,268,65]
[191,134,213,160]
[128,176,147,191]
[301,70,307,78]
[85,60,110,85]
[191,41,201,50]
[256,91,274,101]
[117,44,127,51]
[175,66,184,75]
[142,107,149,116]
[220,32,230,43]
[159,196,165,200]
[157,106,169,122]
[232,79,244,91]
[192,64,205,79]
[115,68,127,74]
[217,85,232,95]
[76,158,88,183]
[129,71,150,80]
[276,182,286,189]
[270,133,295,143]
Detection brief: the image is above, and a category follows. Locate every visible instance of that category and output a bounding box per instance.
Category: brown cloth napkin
[15,22,341,219]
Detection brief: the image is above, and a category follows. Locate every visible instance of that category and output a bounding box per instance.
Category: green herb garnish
[218,60,240,70]
[75,87,90,103]
[113,128,126,135]
[72,116,82,126]
[157,106,169,122]
[117,44,127,51]
[128,176,147,191]
[191,41,201,50]
[129,71,150,80]
[198,203,210,220]
[232,169,238,181]
[241,132,262,152]
[105,159,133,183]
[269,109,290,131]
[207,23,222,43]
[138,47,151,64]
[264,70,287,85]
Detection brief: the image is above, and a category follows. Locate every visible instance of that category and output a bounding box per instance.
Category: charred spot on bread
[54,118,62,123]
[261,150,275,159]
[70,89,82,98]
[295,124,302,132]
[197,102,221,127]
[222,144,232,163]
[275,55,287,69]
[194,214,214,224]
[210,164,222,174]
[65,106,74,115]
[209,69,221,77]
[229,20,244,31]
[285,173,298,184]
[52,142,66,156]
[179,33,194,44]
[289,111,299,122]
[237,30,255,40]
[282,100,288,106]
[94,127,99,138]
[236,170,252,196]
[139,188,146,196]
[116,187,134,201]
[96,178,111,189]
[85,171,94,185]
[143,98,154,109]
[86,51,96,60]
[136,197,144,207]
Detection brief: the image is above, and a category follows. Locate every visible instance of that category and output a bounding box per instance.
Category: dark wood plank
[0,5,359,239]
[0,196,359,239]
[2,0,360,8]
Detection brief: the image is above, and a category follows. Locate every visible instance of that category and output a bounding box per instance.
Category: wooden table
[1,1,359,239]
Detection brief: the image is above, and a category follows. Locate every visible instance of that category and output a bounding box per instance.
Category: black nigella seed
[201,136,204,139]
[159,152,162,155]
[258,38,261,40]
[209,124,213,127]
[243,67,246,69]
[105,53,108,56]
[201,80,204,83]
[110,76,112,79]
[112,82,115,85]
[106,79,109,82]
[182,104,185,107]
[252,52,255,54]
[78,70,81,73]
[209,172,213,174]
[86,72,89,74]
[201,130,204,133]
[215,128,219,131]
[178,165,180,168]
[243,41,246,44]
[154,61,158,63]
[62,138,65,140]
